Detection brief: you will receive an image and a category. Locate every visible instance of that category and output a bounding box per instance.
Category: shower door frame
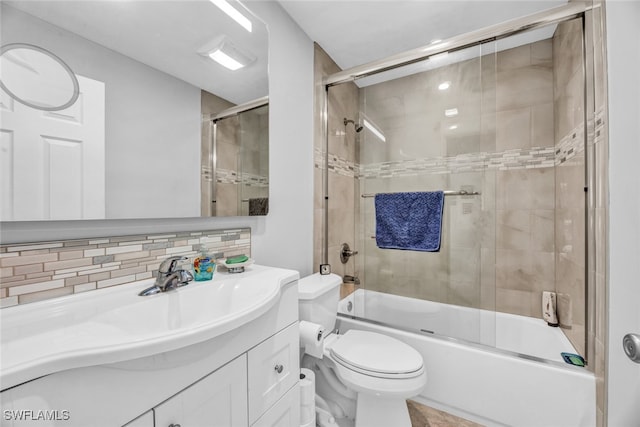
[208,95,268,216]
[320,2,597,366]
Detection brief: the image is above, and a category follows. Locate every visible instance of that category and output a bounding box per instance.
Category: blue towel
[375,191,444,252]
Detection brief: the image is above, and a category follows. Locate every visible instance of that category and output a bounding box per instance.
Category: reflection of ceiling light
[199,36,255,70]
[438,81,451,91]
[209,49,244,70]
[445,108,458,117]
[363,118,386,142]
[210,0,252,32]
[430,39,442,44]
[449,125,458,130]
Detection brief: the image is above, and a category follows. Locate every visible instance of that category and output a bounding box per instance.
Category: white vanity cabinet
[0,267,300,427]
[153,355,248,427]
[123,326,299,427]
[248,322,300,424]
[147,321,301,427]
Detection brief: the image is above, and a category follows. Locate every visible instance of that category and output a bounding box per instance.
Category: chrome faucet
[138,256,194,296]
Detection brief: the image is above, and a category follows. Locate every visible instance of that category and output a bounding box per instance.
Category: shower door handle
[623,333,640,363]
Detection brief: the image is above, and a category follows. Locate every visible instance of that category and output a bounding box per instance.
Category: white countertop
[0,264,298,390]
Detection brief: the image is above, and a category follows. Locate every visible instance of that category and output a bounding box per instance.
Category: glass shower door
[238,104,269,216]
[353,42,497,346]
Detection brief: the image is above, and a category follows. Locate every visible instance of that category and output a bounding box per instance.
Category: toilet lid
[330,330,423,376]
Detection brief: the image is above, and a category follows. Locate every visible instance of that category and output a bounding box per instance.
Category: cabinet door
[252,384,300,427]
[154,355,247,427]
[248,322,299,424]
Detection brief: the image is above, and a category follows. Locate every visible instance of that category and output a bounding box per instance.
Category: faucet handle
[178,269,194,283]
[159,256,188,274]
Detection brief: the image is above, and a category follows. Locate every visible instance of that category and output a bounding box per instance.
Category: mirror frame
[0,42,80,111]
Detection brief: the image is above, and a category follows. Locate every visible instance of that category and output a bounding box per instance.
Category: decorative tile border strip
[556,123,586,165]
[316,123,586,180]
[314,148,358,178]
[213,168,268,187]
[239,172,269,188]
[0,228,251,308]
[360,146,557,178]
[216,168,239,184]
[594,109,606,145]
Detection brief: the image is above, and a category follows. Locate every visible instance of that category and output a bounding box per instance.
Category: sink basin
[0,264,298,390]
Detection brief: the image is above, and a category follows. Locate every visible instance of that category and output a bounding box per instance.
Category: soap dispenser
[193,245,214,281]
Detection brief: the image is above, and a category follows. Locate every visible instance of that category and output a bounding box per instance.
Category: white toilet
[298,273,427,427]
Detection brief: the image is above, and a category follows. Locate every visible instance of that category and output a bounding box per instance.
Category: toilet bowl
[298,273,427,427]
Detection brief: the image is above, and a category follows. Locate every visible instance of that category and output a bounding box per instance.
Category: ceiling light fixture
[449,125,458,130]
[438,81,451,91]
[199,35,256,71]
[209,0,252,32]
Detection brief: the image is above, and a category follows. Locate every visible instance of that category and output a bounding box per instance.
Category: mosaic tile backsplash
[0,228,251,308]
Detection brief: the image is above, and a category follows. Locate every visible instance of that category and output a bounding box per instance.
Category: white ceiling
[278,0,567,75]
[5,0,269,105]
[5,1,567,103]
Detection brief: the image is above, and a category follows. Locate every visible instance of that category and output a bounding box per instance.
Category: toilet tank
[298,273,342,336]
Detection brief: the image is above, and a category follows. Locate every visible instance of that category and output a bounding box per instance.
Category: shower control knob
[340,243,358,264]
[623,333,640,363]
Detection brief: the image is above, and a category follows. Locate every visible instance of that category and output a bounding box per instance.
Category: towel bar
[361,190,479,198]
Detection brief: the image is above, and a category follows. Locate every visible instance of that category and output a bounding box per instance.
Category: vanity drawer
[248,322,299,424]
[252,382,300,427]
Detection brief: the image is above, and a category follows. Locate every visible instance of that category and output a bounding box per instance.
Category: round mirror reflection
[0,43,79,111]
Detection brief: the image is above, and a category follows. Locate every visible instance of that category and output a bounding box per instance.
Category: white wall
[0,2,315,277]
[605,1,640,425]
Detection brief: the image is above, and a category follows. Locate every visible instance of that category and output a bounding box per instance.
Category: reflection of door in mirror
[201,98,268,217]
[1,75,105,220]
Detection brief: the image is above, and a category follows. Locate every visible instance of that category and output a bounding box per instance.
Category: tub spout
[343,275,360,285]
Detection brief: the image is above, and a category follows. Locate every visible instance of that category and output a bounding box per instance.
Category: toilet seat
[321,330,428,398]
[329,330,424,379]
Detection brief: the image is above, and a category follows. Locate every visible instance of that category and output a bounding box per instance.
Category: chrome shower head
[343,118,363,132]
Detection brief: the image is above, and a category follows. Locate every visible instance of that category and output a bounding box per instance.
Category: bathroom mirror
[0,43,80,111]
[0,0,268,220]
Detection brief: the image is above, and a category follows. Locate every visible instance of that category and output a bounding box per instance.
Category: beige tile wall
[314,43,360,281]
[494,39,557,318]
[215,116,242,216]
[201,90,235,216]
[0,229,251,307]
[553,18,587,356]
[237,106,269,215]
[356,40,558,316]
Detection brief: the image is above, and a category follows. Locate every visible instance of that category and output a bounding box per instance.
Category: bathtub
[337,289,596,427]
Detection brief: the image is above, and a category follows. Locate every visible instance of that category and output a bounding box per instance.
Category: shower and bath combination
[321,3,598,425]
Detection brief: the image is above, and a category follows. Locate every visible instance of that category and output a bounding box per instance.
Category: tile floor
[407,400,484,427]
